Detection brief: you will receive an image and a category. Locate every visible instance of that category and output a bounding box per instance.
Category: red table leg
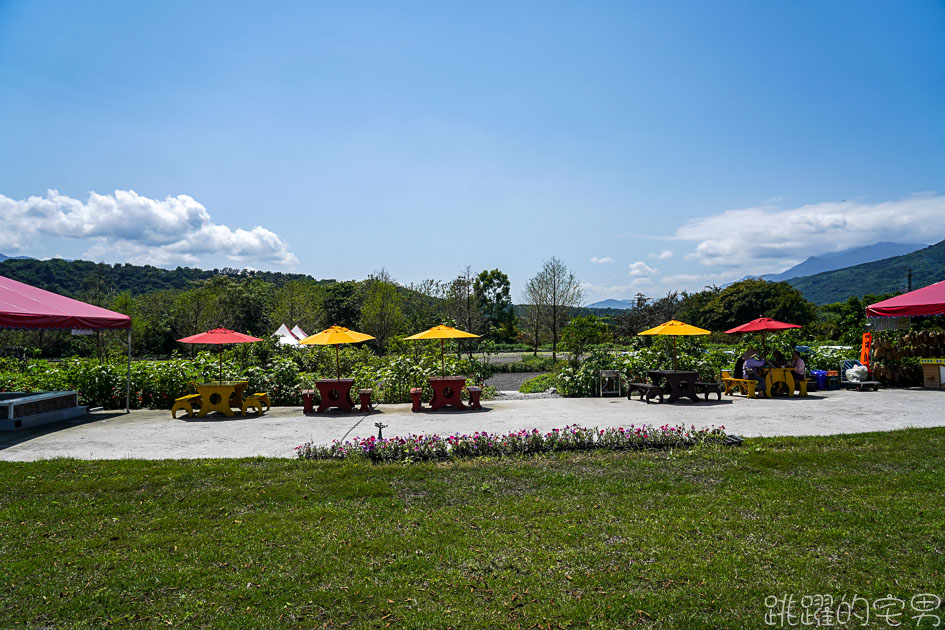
[429,377,466,411]
[315,379,355,412]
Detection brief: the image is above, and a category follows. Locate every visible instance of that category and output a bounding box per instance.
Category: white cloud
[590,256,614,264]
[628,261,658,277]
[673,192,944,270]
[649,250,674,260]
[0,189,298,267]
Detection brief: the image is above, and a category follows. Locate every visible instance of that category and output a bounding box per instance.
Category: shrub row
[0,344,492,410]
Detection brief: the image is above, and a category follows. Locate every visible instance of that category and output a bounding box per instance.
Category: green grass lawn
[2,429,945,628]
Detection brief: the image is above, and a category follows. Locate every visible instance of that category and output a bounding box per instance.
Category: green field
[2,429,944,628]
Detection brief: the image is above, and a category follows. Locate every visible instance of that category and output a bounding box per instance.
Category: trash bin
[811,369,827,391]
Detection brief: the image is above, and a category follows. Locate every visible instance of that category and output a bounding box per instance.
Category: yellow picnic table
[763,368,795,398]
[195,380,248,417]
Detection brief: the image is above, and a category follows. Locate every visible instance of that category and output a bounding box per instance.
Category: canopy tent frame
[0,275,133,412]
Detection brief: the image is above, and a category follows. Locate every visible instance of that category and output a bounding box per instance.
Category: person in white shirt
[790,351,806,384]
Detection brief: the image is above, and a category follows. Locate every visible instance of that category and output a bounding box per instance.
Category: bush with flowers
[295,423,729,462]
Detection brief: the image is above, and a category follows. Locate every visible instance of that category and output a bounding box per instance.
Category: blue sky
[1,1,943,302]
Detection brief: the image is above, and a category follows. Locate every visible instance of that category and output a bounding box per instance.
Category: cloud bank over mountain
[674,193,945,271]
[0,189,297,267]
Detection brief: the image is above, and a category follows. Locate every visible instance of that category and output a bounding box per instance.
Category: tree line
[0,256,886,360]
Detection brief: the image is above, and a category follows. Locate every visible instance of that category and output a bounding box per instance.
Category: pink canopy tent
[866,279,945,319]
[0,275,133,410]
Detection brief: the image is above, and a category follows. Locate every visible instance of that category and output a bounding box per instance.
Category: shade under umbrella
[637,320,711,371]
[725,317,801,354]
[299,325,375,380]
[404,325,480,377]
[177,327,263,383]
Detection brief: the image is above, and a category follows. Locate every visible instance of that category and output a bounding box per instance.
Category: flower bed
[295,423,729,462]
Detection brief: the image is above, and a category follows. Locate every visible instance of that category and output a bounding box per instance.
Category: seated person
[769,350,787,368]
[742,349,767,396]
[789,351,806,385]
[733,355,745,379]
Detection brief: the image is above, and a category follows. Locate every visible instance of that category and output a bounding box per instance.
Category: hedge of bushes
[0,339,493,410]
[518,336,857,396]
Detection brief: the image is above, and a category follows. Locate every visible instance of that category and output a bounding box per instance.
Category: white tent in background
[273,323,299,345]
[291,325,307,340]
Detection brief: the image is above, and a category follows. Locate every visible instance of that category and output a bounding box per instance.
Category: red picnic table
[312,378,356,412]
[427,376,467,410]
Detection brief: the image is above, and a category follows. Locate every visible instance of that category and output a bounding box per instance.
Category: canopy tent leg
[126,328,132,413]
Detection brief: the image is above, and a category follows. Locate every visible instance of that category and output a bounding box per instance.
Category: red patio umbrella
[178,327,262,383]
[725,317,801,354]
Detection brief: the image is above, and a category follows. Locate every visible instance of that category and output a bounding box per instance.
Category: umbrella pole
[441,339,445,377]
[673,336,677,372]
[335,344,340,381]
[219,348,223,384]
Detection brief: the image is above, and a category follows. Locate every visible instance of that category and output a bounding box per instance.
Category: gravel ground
[486,371,544,391]
[3,387,945,461]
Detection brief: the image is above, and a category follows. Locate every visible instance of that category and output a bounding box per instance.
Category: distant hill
[586,299,634,310]
[766,241,926,282]
[0,258,326,298]
[0,253,35,262]
[788,239,945,304]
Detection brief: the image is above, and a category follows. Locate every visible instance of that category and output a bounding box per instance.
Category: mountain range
[0,253,35,262]
[787,238,945,304]
[763,241,926,282]
[586,240,944,308]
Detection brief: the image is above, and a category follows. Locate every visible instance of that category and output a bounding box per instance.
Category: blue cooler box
[810,370,827,391]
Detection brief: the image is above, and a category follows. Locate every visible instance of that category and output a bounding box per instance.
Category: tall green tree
[474,269,516,342]
[319,282,361,329]
[520,274,547,355]
[271,280,323,334]
[445,267,484,335]
[561,315,609,359]
[359,279,403,352]
[527,257,584,361]
[698,279,817,332]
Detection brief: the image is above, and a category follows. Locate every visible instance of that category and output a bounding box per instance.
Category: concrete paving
[1,388,943,461]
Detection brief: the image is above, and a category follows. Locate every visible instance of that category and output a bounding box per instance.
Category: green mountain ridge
[0,258,329,298]
[787,238,945,304]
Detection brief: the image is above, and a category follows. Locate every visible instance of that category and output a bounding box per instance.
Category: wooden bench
[171,393,202,418]
[410,387,423,412]
[722,378,757,398]
[626,382,663,404]
[695,382,722,400]
[301,389,316,413]
[467,385,483,410]
[358,388,373,412]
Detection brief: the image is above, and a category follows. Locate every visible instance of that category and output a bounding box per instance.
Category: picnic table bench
[171,394,202,418]
[695,381,722,400]
[722,377,757,398]
[626,382,664,404]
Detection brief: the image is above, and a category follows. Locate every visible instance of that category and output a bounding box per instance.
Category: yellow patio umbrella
[299,326,375,380]
[637,319,711,371]
[404,325,480,377]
